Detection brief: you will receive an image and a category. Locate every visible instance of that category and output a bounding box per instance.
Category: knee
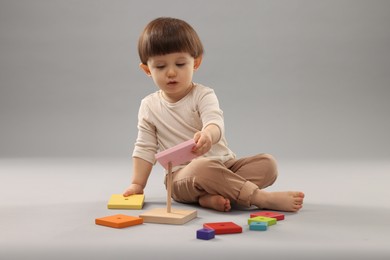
[186,157,215,173]
[261,153,278,182]
[177,157,216,179]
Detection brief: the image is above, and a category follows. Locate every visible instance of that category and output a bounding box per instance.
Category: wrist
[131,183,145,189]
[201,130,213,142]
[203,124,221,144]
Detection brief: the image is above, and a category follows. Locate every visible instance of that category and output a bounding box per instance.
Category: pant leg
[169,157,259,207]
[225,153,278,189]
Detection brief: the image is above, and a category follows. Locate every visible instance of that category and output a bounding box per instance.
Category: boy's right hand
[123,183,144,197]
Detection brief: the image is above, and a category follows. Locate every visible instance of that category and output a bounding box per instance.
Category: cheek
[152,75,165,87]
[182,67,193,76]
[150,72,162,81]
[186,70,194,80]
[153,77,162,86]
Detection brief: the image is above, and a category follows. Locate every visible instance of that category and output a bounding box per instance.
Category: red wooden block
[95,214,143,228]
[203,222,242,234]
[250,211,285,221]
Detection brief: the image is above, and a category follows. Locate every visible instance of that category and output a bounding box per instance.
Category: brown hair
[138,17,204,64]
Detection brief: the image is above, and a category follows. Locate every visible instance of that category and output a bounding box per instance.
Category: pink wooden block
[155,139,198,169]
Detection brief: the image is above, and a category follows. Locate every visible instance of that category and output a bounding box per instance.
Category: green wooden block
[248,216,277,226]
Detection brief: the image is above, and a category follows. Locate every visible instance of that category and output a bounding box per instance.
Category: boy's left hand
[192,131,212,156]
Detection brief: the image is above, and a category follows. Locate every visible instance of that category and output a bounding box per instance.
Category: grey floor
[1,158,390,260]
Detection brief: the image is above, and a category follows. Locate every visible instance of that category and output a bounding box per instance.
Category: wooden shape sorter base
[147,141,199,225]
[139,208,197,225]
[107,194,145,210]
[95,214,143,228]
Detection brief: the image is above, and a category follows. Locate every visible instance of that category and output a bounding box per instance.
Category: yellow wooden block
[107,194,145,209]
[139,208,197,225]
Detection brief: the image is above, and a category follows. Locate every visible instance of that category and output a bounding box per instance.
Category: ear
[139,63,151,76]
[193,56,203,71]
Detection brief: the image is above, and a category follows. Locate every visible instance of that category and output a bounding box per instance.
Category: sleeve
[132,99,158,164]
[198,88,225,142]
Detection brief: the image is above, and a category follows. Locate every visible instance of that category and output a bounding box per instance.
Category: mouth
[167,81,178,86]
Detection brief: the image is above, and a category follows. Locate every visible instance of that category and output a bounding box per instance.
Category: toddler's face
[141,52,200,102]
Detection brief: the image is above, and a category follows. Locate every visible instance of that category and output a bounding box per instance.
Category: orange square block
[95,214,143,229]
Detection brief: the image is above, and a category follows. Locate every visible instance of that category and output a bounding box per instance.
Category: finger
[123,190,133,197]
[193,132,202,142]
[192,139,203,151]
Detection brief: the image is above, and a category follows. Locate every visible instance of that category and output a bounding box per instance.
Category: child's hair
[138,17,204,65]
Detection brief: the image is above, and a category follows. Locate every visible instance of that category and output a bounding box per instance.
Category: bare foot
[251,190,305,212]
[199,194,231,212]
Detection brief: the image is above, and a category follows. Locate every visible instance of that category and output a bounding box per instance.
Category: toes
[293,191,305,198]
[293,204,303,211]
[224,199,231,211]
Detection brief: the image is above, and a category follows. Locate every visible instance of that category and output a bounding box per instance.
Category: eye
[155,65,165,69]
[176,63,186,67]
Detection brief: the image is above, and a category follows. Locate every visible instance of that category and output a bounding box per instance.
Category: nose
[167,67,176,78]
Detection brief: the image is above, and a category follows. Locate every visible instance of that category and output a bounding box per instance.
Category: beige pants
[167,153,278,208]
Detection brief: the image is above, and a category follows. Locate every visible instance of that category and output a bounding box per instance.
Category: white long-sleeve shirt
[132,83,235,169]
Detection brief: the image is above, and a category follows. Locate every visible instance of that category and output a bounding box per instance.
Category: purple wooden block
[197,228,215,240]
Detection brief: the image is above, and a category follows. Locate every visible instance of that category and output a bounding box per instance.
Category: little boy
[123,17,304,212]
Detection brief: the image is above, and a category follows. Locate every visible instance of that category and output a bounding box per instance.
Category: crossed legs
[170,154,304,212]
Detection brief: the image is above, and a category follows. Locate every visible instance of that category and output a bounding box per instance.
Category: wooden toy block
[248,216,277,226]
[197,228,215,240]
[147,140,199,225]
[203,222,242,235]
[155,139,198,169]
[249,222,268,231]
[107,194,145,209]
[250,211,285,221]
[95,214,143,228]
[139,208,197,225]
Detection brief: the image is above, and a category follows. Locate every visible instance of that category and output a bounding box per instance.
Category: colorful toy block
[107,194,145,209]
[141,139,199,225]
[250,211,285,221]
[95,214,143,228]
[203,222,242,234]
[249,222,268,231]
[197,228,215,240]
[155,139,198,169]
[248,216,277,226]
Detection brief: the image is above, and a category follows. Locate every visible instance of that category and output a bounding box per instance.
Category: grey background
[1,1,390,259]
[1,0,389,160]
